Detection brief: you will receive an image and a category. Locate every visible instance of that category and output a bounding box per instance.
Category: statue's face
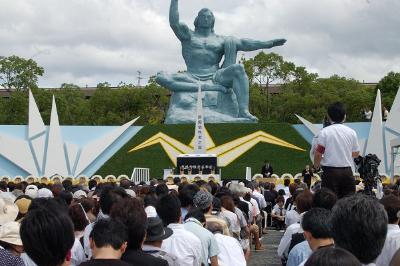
[197,9,214,28]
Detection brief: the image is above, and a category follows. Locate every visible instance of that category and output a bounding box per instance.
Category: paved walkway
[249,230,283,266]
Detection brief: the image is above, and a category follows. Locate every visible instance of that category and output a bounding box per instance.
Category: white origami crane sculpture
[0,91,138,177]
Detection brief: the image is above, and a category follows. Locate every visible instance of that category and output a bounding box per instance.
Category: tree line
[0,54,399,125]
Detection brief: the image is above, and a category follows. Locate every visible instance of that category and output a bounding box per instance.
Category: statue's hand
[273,39,287,46]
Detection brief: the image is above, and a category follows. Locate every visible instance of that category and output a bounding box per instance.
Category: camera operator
[313,102,360,199]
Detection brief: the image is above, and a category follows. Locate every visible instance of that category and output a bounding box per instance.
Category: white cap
[25,185,39,199]
[0,194,19,226]
[73,190,87,199]
[145,206,157,218]
[37,188,54,198]
[125,189,136,198]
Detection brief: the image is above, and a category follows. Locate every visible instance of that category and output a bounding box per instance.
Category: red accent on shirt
[316,144,325,154]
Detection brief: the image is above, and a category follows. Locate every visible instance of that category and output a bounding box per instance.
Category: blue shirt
[184,218,220,266]
[287,241,312,266]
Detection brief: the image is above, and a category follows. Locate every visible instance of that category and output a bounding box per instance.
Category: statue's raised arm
[235,38,287,52]
[169,0,191,41]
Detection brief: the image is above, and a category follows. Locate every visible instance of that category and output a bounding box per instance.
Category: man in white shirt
[376,195,400,266]
[313,102,360,199]
[208,220,246,266]
[156,194,202,266]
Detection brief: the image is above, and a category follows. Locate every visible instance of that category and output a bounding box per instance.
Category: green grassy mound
[96,123,311,180]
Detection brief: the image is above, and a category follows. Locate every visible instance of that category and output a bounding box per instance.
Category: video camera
[354,154,381,196]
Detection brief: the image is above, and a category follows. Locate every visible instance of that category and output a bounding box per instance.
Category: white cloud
[0,0,399,87]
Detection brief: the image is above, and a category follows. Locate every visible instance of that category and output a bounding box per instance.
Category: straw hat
[0,221,22,246]
[15,197,32,215]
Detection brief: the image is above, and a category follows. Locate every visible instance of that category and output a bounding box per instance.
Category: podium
[177,154,217,175]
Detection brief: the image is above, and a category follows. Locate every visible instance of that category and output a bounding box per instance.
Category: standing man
[313,102,360,198]
[261,160,273,177]
[302,165,313,189]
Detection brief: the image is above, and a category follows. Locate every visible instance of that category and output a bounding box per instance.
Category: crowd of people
[0,175,400,266]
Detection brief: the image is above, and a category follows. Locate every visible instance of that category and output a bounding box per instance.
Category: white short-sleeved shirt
[315,124,360,169]
[161,223,202,266]
[375,224,400,266]
[214,233,246,266]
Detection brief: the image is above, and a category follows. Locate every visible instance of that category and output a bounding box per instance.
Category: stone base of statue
[165,90,256,124]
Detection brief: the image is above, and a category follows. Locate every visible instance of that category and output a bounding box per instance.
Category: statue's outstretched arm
[236,38,287,52]
[169,0,191,41]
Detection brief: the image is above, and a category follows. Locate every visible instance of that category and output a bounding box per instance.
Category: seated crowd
[0,176,400,266]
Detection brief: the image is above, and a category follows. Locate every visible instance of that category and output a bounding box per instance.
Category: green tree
[0,55,44,91]
[375,71,400,108]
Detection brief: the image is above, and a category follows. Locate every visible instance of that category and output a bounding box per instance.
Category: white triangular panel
[30,134,46,174]
[65,142,80,175]
[384,129,399,174]
[296,115,320,136]
[0,134,38,176]
[44,96,69,176]
[365,90,385,173]
[358,139,367,157]
[74,117,139,176]
[385,87,400,133]
[28,90,46,139]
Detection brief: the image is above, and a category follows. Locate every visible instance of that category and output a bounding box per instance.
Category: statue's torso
[182,33,225,76]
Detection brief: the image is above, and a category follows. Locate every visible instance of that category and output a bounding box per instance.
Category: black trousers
[321,166,355,199]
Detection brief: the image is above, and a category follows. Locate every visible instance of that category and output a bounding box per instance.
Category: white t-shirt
[214,233,246,266]
[315,124,360,169]
[161,223,202,266]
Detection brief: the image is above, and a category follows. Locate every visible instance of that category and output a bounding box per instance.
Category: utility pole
[137,71,144,87]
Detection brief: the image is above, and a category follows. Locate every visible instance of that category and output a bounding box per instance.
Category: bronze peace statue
[156,0,286,124]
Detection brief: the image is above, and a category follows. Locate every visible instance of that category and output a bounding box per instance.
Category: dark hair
[179,184,200,208]
[155,183,169,198]
[110,197,147,250]
[58,190,73,206]
[80,198,95,213]
[20,208,75,266]
[184,208,206,223]
[0,181,7,191]
[302,208,332,238]
[331,194,388,264]
[295,190,313,213]
[88,179,97,190]
[156,194,181,226]
[380,194,400,224]
[289,183,297,195]
[99,186,128,215]
[305,247,361,266]
[220,195,235,213]
[173,177,181,185]
[29,197,68,214]
[62,179,73,190]
[312,188,337,210]
[68,203,89,232]
[284,179,291,187]
[119,179,131,189]
[144,194,158,208]
[7,181,15,192]
[278,189,285,196]
[90,219,128,250]
[328,102,346,123]
[276,196,285,204]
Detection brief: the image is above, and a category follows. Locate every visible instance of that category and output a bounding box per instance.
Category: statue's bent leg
[156,72,199,92]
[215,64,258,121]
